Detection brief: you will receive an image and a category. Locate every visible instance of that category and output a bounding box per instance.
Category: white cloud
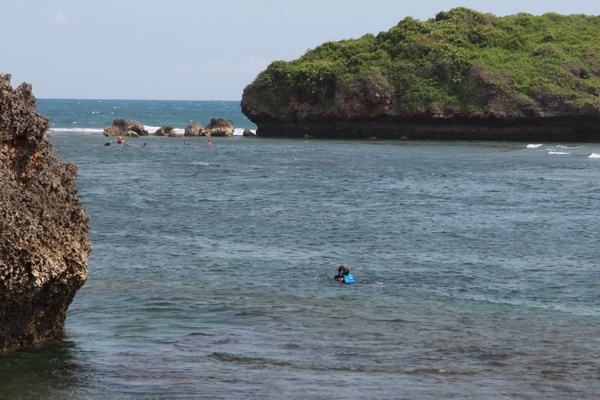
[54,11,67,25]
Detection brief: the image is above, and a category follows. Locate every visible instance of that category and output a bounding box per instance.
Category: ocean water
[1,99,599,399]
[36,98,257,135]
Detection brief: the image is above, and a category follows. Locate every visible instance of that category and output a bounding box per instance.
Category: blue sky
[2,0,599,100]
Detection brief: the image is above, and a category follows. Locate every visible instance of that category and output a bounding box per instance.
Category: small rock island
[0,74,92,352]
[241,8,600,141]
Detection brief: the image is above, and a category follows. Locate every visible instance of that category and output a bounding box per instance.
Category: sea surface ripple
[1,129,599,399]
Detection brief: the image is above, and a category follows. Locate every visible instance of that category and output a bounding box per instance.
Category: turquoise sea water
[36,98,257,135]
[1,99,600,399]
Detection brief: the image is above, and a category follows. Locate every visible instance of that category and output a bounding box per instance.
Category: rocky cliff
[241,9,600,141]
[0,74,91,353]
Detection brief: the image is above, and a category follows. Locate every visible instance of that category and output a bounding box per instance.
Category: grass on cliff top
[250,8,600,114]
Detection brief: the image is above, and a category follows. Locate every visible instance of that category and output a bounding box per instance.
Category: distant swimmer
[334,265,356,283]
[206,140,213,146]
[104,141,111,146]
[142,143,147,148]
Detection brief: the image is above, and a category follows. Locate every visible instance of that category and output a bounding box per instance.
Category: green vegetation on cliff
[247,8,600,116]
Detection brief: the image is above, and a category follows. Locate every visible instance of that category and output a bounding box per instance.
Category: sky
[2,0,599,100]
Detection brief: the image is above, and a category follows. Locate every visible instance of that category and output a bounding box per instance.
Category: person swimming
[334,265,346,282]
[334,265,355,283]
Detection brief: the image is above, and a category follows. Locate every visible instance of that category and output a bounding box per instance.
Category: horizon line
[37,97,243,102]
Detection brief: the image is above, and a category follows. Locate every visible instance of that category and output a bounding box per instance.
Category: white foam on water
[48,122,256,137]
[143,126,188,135]
[48,127,104,134]
[588,153,600,159]
[526,144,543,149]
[234,128,254,136]
[548,151,570,155]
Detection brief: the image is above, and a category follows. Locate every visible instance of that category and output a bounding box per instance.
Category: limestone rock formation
[184,121,204,136]
[103,118,148,137]
[241,9,600,141]
[0,74,92,353]
[154,125,176,136]
[242,128,256,136]
[242,67,600,141]
[204,117,235,137]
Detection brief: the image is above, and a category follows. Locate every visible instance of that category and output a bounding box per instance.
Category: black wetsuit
[334,266,349,281]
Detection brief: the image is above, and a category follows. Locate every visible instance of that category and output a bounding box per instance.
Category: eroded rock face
[184,121,204,137]
[241,76,600,141]
[204,117,235,137]
[103,118,148,137]
[154,125,175,136]
[0,74,91,353]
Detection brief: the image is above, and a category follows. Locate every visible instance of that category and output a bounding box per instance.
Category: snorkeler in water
[334,265,352,282]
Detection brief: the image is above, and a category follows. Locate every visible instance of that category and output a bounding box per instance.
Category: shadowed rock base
[252,117,600,142]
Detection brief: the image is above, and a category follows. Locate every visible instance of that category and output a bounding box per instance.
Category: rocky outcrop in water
[184,121,204,136]
[242,128,256,137]
[104,118,237,137]
[0,74,91,353]
[204,117,235,137]
[241,9,600,141]
[154,125,182,137]
[242,64,600,141]
[104,118,148,137]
